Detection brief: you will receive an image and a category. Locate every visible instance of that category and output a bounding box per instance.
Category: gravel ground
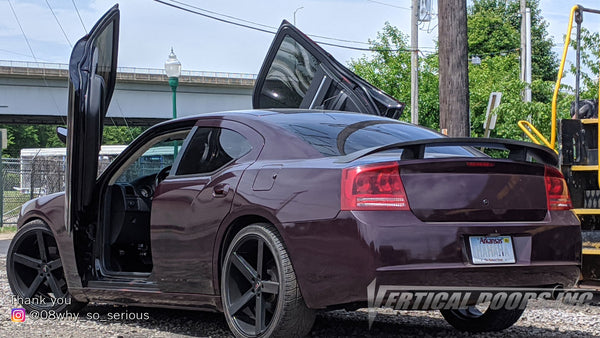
[1,253,599,338]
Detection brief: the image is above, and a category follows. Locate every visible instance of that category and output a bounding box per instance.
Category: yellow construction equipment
[518,5,600,284]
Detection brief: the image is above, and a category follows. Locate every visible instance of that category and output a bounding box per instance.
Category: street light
[165,48,181,119]
[293,6,303,25]
[165,48,181,156]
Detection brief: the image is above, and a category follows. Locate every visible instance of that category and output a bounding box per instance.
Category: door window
[175,127,251,176]
[115,139,183,184]
[258,35,319,108]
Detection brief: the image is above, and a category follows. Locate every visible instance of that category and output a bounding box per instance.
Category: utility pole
[520,0,532,103]
[438,0,469,137]
[410,0,419,124]
[520,0,526,84]
[524,8,532,102]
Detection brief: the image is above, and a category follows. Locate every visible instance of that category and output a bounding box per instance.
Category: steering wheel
[154,165,172,190]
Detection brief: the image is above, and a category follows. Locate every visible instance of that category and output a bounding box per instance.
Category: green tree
[349,9,566,144]
[0,124,65,157]
[0,124,145,158]
[468,0,559,82]
[102,126,145,145]
[349,23,440,130]
[569,28,600,100]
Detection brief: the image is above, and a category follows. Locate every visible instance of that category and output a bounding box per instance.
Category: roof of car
[151,109,415,134]
[173,109,393,124]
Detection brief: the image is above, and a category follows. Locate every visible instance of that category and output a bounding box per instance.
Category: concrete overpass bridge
[0,60,256,126]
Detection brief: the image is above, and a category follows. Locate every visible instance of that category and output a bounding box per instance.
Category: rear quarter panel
[226,158,345,299]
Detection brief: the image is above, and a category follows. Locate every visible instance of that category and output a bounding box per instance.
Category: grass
[0,225,17,233]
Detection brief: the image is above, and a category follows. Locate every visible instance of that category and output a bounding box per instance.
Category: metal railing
[0,59,257,80]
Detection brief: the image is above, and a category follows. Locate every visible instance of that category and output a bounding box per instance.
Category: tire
[6,220,87,313]
[440,304,525,332]
[221,223,315,338]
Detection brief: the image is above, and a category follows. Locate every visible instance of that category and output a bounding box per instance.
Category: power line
[167,0,372,45]
[154,0,276,34]
[366,0,411,10]
[71,0,87,33]
[154,0,414,52]
[168,0,277,30]
[7,0,66,124]
[45,0,73,47]
[7,0,38,62]
[0,48,45,60]
[468,48,520,58]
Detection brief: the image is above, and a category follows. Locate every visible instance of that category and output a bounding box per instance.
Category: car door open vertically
[66,5,119,233]
[253,20,405,119]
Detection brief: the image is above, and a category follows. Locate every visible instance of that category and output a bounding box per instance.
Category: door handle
[213,183,230,197]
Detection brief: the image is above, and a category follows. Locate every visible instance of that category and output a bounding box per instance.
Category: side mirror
[56,127,67,144]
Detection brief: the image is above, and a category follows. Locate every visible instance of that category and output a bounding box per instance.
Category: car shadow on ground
[78,304,598,337]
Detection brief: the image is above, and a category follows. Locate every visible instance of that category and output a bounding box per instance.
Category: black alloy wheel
[221,223,315,338]
[7,220,85,312]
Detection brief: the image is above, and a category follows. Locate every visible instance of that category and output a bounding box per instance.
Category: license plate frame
[469,236,516,264]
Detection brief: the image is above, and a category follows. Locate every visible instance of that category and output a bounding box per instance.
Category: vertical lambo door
[253,20,404,118]
[66,4,119,281]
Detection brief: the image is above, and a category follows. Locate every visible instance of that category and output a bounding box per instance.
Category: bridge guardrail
[0,59,257,81]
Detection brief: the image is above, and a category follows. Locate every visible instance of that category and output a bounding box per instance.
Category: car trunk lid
[400,160,548,222]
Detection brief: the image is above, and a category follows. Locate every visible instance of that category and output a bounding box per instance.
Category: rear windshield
[266,113,478,157]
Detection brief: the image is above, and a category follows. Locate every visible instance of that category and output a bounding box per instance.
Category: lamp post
[165,48,181,156]
[165,48,181,119]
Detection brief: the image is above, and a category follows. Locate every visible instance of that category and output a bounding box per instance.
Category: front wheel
[440,304,525,332]
[221,223,315,338]
[6,220,86,313]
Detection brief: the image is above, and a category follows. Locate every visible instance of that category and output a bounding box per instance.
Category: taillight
[341,162,410,210]
[544,166,572,210]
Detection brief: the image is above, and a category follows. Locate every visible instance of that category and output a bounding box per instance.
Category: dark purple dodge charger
[7,5,580,338]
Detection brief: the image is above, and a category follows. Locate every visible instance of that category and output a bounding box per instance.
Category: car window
[266,113,477,158]
[175,127,252,176]
[258,35,319,108]
[115,139,183,183]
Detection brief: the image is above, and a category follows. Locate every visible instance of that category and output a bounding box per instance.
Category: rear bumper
[375,263,580,289]
[282,210,582,309]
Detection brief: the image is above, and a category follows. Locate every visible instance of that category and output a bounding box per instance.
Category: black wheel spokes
[13,253,42,269]
[46,272,65,298]
[25,274,45,298]
[261,281,279,294]
[229,289,255,315]
[12,229,66,303]
[36,231,47,262]
[227,237,280,336]
[255,291,266,333]
[231,252,258,282]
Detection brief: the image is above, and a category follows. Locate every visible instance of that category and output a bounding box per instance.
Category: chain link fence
[0,154,122,227]
[0,158,65,226]
[0,144,177,227]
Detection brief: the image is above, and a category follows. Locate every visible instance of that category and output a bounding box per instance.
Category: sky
[0,0,599,76]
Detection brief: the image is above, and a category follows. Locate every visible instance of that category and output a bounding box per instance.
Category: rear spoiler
[336,137,558,166]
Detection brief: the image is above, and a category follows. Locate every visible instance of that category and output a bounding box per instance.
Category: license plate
[469,236,515,264]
